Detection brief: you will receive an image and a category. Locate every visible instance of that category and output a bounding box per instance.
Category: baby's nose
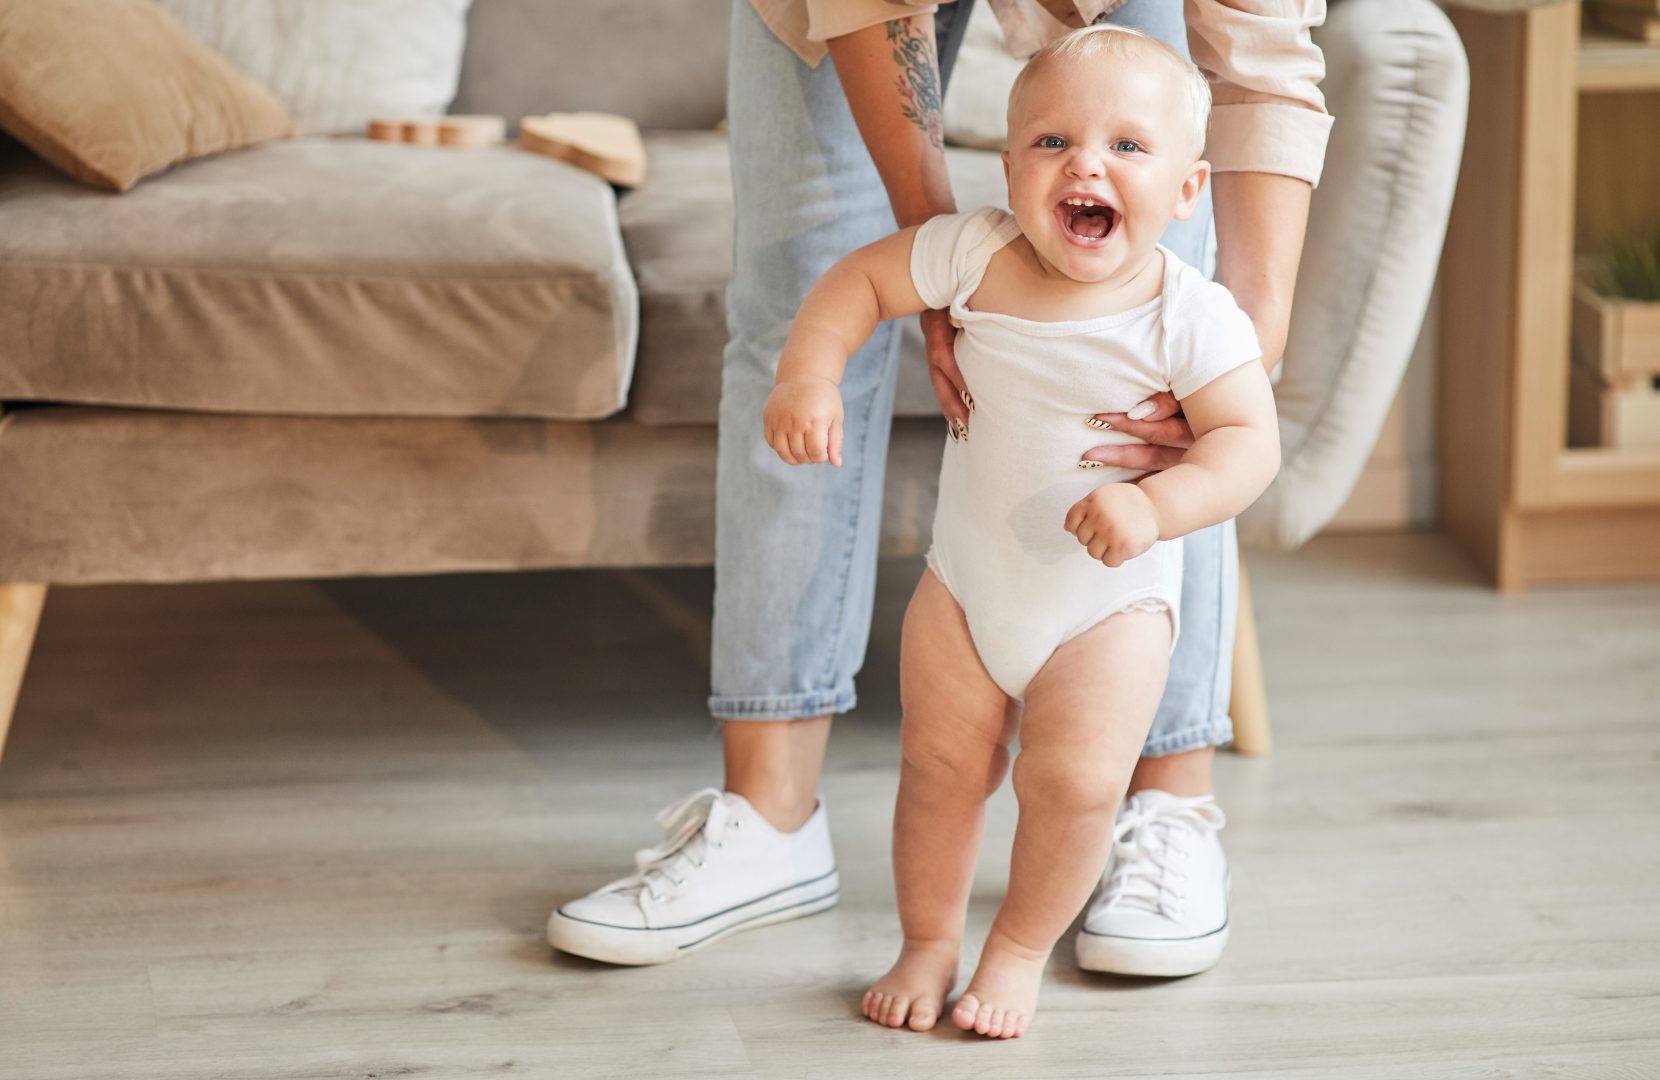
[1066,149,1106,178]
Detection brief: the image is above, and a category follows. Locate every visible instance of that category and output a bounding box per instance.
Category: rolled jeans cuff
[709,686,858,721]
[1141,718,1234,758]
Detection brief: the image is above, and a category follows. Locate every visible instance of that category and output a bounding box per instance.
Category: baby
[763,26,1280,1039]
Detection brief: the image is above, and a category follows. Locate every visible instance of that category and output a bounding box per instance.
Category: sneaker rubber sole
[548,870,839,966]
[1074,920,1228,976]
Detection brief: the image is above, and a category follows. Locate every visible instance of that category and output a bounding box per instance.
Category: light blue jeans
[711,0,1237,756]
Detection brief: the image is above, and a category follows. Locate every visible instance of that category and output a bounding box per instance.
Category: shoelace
[1098,794,1225,918]
[596,787,737,904]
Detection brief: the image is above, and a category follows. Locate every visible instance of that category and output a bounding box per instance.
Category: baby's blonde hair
[1007,24,1212,160]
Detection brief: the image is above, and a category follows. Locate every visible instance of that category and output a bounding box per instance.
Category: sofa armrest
[1238,0,1470,549]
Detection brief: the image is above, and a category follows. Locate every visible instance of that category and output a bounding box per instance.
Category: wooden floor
[1,533,1657,1079]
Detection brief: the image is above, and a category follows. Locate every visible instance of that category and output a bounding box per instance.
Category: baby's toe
[884,996,910,1028]
[908,1003,938,1032]
[951,994,980,1032]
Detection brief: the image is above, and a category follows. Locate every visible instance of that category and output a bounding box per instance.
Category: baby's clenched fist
[765,377,844,467]
[1064,483,1161,567]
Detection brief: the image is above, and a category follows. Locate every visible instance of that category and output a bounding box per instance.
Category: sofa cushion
[155,0,475,136]
[618,132,735,426]
[0,137,638,420]
[623,132,1009,425]
[0,0,295,192]
[453,0,728,133]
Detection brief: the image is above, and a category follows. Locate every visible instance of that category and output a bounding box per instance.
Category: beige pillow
[0,0,295,192]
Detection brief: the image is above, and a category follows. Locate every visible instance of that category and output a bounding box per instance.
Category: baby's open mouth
[1057,196,1117,242]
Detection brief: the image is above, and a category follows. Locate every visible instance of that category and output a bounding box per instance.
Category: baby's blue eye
[1115,140,1141,153]
[1039,135,1066,149]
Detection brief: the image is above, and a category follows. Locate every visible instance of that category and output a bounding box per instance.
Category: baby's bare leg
[864,569,1017,1032]
[953,609,1171,1039]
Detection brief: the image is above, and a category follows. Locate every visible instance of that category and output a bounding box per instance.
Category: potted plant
[1570,227,1660,447]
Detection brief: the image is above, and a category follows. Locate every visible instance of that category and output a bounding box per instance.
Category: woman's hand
[923,307,973,439]
[1080,391,1192,472]
[1076,173,1308,474]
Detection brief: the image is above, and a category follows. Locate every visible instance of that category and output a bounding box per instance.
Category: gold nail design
[947,420,959,443]
[961,389,976,413]
[1084,417,1110,430]
[1078,460,1104,469]
[953,418,969,442]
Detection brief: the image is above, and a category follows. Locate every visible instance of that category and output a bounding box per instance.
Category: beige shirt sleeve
[749,0,939,68]
[1185,0,1333,186]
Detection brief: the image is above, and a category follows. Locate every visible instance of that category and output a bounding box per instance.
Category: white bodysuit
[912,208,1261,702]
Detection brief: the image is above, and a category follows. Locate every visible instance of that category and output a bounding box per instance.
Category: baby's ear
[1173,159,1211,223]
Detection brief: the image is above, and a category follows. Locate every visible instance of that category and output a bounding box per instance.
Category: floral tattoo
[886,18,943,150]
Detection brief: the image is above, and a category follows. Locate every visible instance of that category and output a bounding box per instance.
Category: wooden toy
[518,112,647,187]
[365,115,506,148]
[437,116,507,147]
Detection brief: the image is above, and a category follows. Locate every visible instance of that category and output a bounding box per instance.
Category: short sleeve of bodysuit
[910,206,1019,311]
[1162,261,1264,400]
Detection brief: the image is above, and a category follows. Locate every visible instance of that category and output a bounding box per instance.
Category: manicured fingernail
[947,420,959,443]
[960,389,976,413]
[1078,460,1104,469]
[953,418,969,441]
[1084,417,1110,430]
[1127,401,1156,421]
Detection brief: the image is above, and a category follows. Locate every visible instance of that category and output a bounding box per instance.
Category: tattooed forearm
[886,18,943,151]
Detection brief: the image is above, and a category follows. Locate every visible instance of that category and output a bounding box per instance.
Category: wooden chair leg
[0,583,47,766]
[1229,555,1272,755]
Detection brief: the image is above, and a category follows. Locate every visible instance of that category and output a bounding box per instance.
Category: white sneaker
[547,787,839,965]
[1075,790,1230,977]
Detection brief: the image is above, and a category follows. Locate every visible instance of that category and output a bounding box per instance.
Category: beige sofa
[0,0,1469,754]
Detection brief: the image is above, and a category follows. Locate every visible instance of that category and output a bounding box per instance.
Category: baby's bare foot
[951,936,1048,1039]
[862,940,960,1031]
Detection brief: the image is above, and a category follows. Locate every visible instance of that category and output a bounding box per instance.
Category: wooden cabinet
[1440,1,1660,590]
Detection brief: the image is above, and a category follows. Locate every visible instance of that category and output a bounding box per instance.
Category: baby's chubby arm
[1065,362,1280,566]
[764,228,931,467]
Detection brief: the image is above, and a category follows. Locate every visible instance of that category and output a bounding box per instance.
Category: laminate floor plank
[0,535,1656,1077]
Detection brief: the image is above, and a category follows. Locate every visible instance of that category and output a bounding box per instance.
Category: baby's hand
[1065,483,1161,567]
[764,377,844,466]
